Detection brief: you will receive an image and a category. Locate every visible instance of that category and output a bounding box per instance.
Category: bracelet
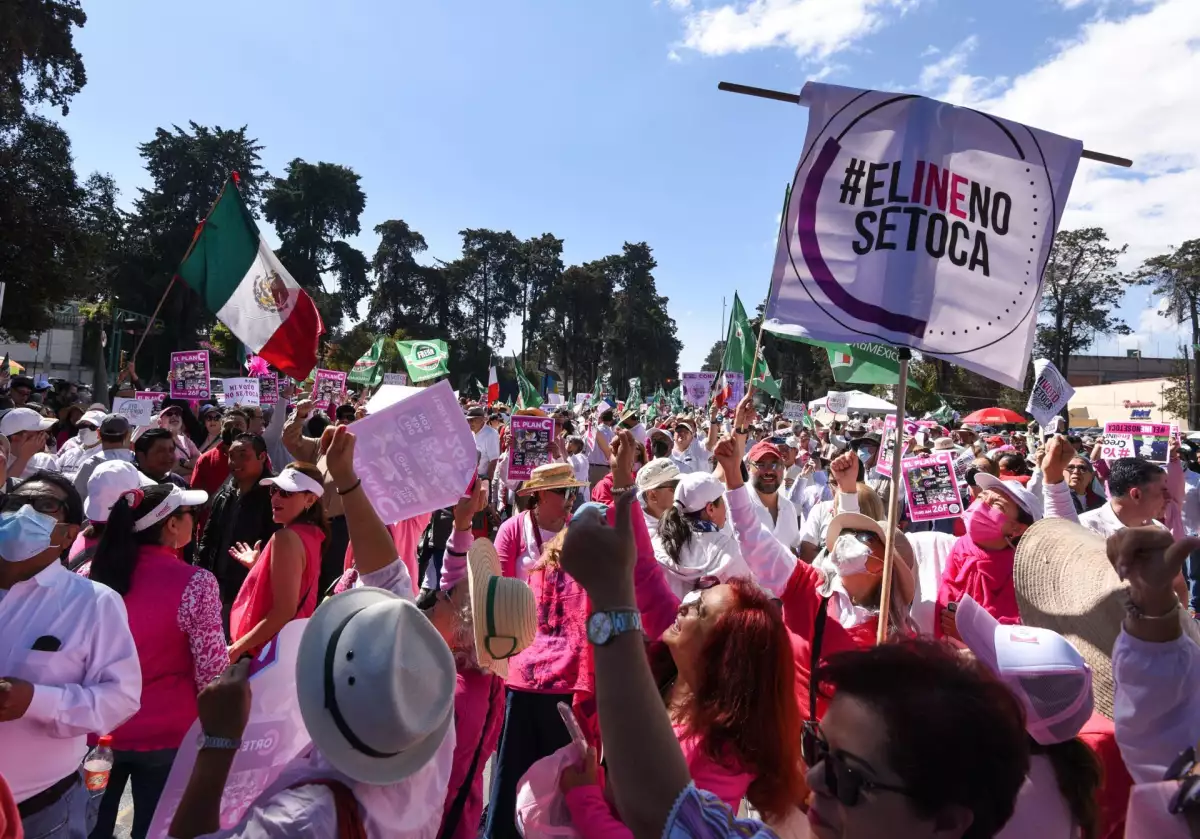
[735,426,749,435]
[336,479,362,496]
[445,548,467,558]
[1125,595,1180,621]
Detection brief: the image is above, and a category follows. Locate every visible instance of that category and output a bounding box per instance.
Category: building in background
[0,303,94,385]
[1067,377,1188,430]
[1066,354,1178,387]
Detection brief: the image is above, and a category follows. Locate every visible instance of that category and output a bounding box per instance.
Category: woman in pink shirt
[82,481,227,839]
[228,463,326,660]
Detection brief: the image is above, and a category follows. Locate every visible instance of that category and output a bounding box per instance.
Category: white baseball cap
[673,472,725,514]
[84,461,145,523]
[636,458,681,492]
[0,407,56,436]
[132,485,209,532]
[78,410,108,429]
[973,473,1042,521]
[956,594,1093,745]
[261,466,325,497]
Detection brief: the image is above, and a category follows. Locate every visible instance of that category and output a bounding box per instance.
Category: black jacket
[196,477,280,607]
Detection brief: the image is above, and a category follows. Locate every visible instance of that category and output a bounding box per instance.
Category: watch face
[588,612,613,645]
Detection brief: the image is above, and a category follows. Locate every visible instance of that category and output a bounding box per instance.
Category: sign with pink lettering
[901,452,963,522]
[510,416,554,480]
[311,369,347,410]
[169,351,210,399]
[1103,421,1174,464]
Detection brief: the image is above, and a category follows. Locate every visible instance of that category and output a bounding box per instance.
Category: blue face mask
[0,504,60,563]
[856,447,872,466]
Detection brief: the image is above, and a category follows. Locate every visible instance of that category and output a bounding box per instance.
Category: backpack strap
[810,595,830,722]
[287,779,366,839]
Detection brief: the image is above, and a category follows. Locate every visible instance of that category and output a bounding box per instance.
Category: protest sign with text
[725,371,745,406]
[223,377,261,407]
[509,416,555,480]
[112,397,154,427]
[783,401,807,421]
[876,414,919,478]
[350,380,478,525]
[575,392,592,407]
[1026,358,1074,427]
[682,372,717,408]
[902,452,963,522]
[763,82,1083,388]
[1103,421,1174,464]
[311,369,347,410]
[382,372,408,386]
[170,351,210,399]
[135,391,167,414]
[258,373,279,404]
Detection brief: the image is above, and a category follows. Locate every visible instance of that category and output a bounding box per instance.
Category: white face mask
[78,428,99,447]
[831,533,873,576]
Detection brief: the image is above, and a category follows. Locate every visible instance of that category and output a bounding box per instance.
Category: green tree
[517,233,564,362]
[702,341,725,372]
[263,159,369,329]
[459,228,521,349]
[0,0,87,120]
[1036,228,1131,381]
[599,243,682,393]
[533,262,612,390]
[1137,240,1200,426]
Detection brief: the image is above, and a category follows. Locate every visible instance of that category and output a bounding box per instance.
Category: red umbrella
[959,407,1027,425]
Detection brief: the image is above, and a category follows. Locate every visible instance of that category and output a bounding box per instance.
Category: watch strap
[199,734,242,751]
[592,609,642,645]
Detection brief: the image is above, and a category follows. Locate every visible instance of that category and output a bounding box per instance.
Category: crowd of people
[3,362,1200,839]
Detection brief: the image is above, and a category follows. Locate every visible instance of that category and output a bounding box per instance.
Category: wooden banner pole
[876,347,911,645]
[717,81,1133,168]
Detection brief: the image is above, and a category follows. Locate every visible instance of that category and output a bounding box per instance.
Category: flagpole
[876,347,911,645]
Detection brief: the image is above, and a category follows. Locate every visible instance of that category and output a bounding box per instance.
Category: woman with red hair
[561,575,806,834]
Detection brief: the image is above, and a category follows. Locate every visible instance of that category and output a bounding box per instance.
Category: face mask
[831,533,873,576]
[965,500,1009,546]
[0,505,60,563]
[78,428,99,447]
[856,447,872,466]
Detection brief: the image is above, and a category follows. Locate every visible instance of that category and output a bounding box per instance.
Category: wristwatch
[587,610,643,646]
[197,733,242,751]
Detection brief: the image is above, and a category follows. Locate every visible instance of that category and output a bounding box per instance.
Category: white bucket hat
[261,466,325,497]
[296,587,456,784]
[467,539,536,678]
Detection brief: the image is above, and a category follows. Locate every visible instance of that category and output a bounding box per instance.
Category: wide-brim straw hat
[467,539,537,678]
[1014,518,1128,719]
[513,408,548,418]
[517,462,589,495]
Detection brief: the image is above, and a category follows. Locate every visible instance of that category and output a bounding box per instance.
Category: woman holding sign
[227,462,327,660]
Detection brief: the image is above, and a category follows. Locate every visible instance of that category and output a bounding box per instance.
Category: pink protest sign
[510,416,554,480]
[1103,421,1174,463]
[901,452,964,522]
[875,415,919,478]
[135,391,167,413]
[169,351,210,399]
[311,369,347,410]
[258,373,279,405]
[147,622,310,838]
[349,379,478,525]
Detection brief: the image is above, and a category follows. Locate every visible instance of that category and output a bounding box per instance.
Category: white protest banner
[1103,421,1172,464]
[350,379,478,525]
[223,377,261,407]
[112,397,154,427]
[1025,358,1074,427]
[546,393,564,406]
[825,391,849,415]
[901,452,964,522]
[575,392,593,407]
[148,622,310,838]
[681,372,716,408]
[763,82,1083,388]
[783,401,806,421]
[1099,433,1133,462]
[382,372,408,386]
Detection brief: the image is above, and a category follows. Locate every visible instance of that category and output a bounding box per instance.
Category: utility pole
[721,297,726,341]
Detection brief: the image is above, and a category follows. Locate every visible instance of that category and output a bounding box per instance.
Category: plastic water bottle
[84,735,114,793]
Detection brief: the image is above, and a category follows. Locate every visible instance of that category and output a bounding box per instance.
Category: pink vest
[111,545,205,751]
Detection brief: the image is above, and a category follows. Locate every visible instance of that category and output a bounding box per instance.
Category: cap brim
[973,473,1034,517]
[954,595,1001,673]
[296,587,454,785]
[261,471,325,497]
[177,489,209,508]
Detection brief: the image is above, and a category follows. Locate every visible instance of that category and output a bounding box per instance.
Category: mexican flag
[348,337,386,387]
[487,366,499,406]
[395,339,450,383]
[178,176,323,381]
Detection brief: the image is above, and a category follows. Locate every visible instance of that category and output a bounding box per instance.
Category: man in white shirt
[55,409,107,481]
[586,409,616,487]
[745,439,802,553]
[73,414,139,497]
[2,407,58,483]
[635,458,681,537]
[619,408,647,446]
[667,420,712,475]
[466,406,500,480]
[0,470,141,837]
[1078,457,1172,538]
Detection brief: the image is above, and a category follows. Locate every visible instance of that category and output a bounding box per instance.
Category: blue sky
[58,0,1200,372]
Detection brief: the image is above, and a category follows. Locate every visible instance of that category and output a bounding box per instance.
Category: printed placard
[783,401,806,421]
[148,623,311,838]
[1103,421,1173,464]
[311,369,348,410]
[169,351,210,399]
[575,392,593,407]
[112,397,154,427]
[349,380,478,525]
[258,373,279,405]
[223,377,261,407]
[875,414,919,478]
[1099,434,1134,462]
[902,452,964,522]
[725,371,745,406]
[825,391,849,414]
[509,416,555,481]
[135,391,167,414]
[682,372,717,408]
[382,372,408,386]
[1026,358,1075,428]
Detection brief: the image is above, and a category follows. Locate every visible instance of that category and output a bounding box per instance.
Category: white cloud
[929,0,1200,268]
[672,0,917,59]
[1116,297,1189,353]
[918,35,977,90]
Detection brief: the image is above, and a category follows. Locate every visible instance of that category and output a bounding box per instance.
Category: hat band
[324,608,402,760]
[485,576,519,661]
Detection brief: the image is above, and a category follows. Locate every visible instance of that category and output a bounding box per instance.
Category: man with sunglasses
[746,439,802,553]
[0,472,141,838]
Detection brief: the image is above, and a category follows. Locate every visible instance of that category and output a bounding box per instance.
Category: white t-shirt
[747,490,802,552]
[588,424,615,466]
[799,493,861,549]
[669,440,711,475]
[568,452,590,503]
[474,424,501,475]
[1079,501,1166,539]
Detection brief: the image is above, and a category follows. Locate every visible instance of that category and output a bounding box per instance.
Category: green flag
[669,386,684,413]
[590,373,612,408]
[395,339,450,383]
[348,337,387,387]
[513,356,543,410]
[764,327,918,388]
[930,398,954,424]
[473,378,487,399]
[797,401,815,430]
[723,292,782,399]
[627,377,642,407]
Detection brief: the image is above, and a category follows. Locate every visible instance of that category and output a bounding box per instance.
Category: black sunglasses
[269,485,299,499]
[2,493,66,516]
[802,722,912,807]
[549,487,578,498]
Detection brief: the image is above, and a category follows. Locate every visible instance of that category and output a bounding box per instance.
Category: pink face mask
[965,499,1009,545]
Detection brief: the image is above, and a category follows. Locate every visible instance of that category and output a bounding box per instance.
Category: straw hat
[825,512,915,569]
[466,539,537,678]
[517,462,589,495]
[513,408,548,418]
[1013,518,1127,719]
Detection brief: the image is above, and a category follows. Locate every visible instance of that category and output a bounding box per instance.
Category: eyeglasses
[802,722,913,807]
[1064,465,1092,473]
[750,460,783,471]
[269,485,298,499]
[549,487,578,498]
[1,494,66,516]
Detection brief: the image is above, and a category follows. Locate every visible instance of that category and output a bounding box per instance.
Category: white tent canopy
[808,390,897,415]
